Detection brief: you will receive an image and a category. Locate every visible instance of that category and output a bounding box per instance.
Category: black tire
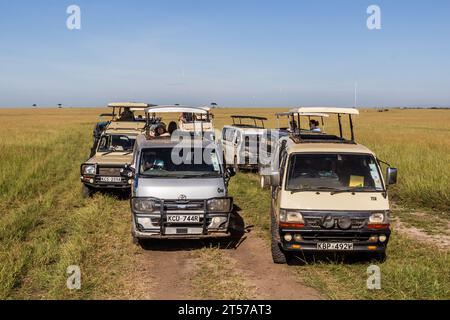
[81,184,94,198]
[271,213,288,264]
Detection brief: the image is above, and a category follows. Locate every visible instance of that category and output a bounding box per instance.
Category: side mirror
[270,171,281,187]
[226,167,236,178]
[386,167,398,185]
[121,165,135,178]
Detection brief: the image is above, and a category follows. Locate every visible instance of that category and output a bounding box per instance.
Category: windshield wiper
[102,149,116,156]
[330,187,374,195]
[176,173,220,179]
[290,186,338,194]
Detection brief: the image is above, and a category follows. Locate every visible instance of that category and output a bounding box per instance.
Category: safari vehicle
[80,102,151,197]
[178,106,214,132]
[221,115,268,171]
[267,107,398,263]
[90,102,153,157]
[128,105,236,243]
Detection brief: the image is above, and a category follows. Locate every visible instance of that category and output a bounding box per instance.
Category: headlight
[369,212,385,224]
[82,165,96,175]
[136,217,153,230]
[132,198,158,213]
[207,198,232,212]
[279,209,304,223]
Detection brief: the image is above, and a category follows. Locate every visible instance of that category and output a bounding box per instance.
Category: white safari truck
[265,107,398,263]
[221,115,268,171]
[125,106,236,244]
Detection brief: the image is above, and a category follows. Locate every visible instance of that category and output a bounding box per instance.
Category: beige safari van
[267,107,398,263]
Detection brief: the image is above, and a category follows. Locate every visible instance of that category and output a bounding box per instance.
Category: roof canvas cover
[289,107,359,115]
[108,102,152,108]
[146,105,208,114]
[276,112,330,117]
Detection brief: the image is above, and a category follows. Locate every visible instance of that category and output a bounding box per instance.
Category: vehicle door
[273,141,288,214]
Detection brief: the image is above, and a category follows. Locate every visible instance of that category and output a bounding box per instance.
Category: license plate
[167,215,201,223]
[100,176,122,183]
[317,242,354,251]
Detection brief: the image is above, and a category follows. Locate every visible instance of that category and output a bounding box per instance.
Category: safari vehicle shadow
[91,189,131,201]
[287,252,387,266]
[138,207,248,252]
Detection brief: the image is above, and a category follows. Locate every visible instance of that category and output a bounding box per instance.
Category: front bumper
[132,197,233,239]
[280,229,391,253]
[81,177,131,189]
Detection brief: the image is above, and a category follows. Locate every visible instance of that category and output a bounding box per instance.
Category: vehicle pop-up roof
[231,115,268,129]
[145,105,213,138]
[100,102,156,119]
[286,107,360,143]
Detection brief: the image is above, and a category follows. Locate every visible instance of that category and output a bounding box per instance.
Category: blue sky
[0,0,449,107]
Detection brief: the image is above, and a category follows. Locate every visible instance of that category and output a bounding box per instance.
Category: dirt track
[128,230,322,300]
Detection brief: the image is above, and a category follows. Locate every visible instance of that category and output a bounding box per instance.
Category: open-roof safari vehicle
[221,115,268,171]
[80,102,151,197]
[128,105,236,244]
[177,105,214,132]
[266,107,398,263]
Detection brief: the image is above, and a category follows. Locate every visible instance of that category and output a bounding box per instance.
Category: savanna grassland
[0,107,448,300]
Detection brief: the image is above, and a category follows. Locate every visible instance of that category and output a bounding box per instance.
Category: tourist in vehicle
[167,121,178,135]
[309,119,321,132]
[119,107,135,121]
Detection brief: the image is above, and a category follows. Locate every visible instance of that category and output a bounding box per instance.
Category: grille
[304,217,367,230]
[302,232,370,242]
[98,167,122,176]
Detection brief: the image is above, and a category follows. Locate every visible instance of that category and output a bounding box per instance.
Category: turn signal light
[279,222,305,229]
[368,246,377,251]
[368,223,390,230]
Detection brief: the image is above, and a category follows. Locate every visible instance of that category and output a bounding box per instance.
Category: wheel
[271,213,288,264]
[81,184,94,198]
[260,175,269,190]
[233,156,240,173]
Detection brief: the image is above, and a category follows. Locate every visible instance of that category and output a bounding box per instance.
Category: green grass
[0,123,135,299]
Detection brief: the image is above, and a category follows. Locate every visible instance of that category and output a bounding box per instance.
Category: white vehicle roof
[289,107,359,115]
[276,112,330,118]
[146,105,208,114]
[108,102,153,108]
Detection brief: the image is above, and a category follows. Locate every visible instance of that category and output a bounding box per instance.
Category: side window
[98,136,108,152]
[226,129,235,142]
[236,131,242,146]
[222,128,227,141]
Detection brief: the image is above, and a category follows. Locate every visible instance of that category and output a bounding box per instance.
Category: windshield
[98,135,136,152]
[139,147,222,178]
[286,153,384,192]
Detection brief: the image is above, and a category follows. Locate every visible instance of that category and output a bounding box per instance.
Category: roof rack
[230,115,268,128]
[283,107,359,144]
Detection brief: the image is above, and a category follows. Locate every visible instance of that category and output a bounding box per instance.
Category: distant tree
[211,102,218,108]
[32,104,37,107]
